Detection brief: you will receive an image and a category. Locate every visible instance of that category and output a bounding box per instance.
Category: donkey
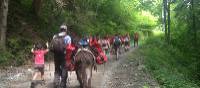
[50,36,68,88]
[74,47,96,88]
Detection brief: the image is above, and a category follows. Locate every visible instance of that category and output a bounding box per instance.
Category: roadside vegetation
[139,31,200,87]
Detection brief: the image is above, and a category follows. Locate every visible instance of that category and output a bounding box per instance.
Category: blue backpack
[114,37,120,45]
[79,38,88,46]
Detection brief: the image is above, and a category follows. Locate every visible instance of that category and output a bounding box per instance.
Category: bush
[0,51,13,66]
[140,36,200,88]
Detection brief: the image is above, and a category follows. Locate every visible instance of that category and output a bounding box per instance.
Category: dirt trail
[0,48,160,88]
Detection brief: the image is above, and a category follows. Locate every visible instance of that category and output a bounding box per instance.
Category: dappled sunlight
[152,30,164,37]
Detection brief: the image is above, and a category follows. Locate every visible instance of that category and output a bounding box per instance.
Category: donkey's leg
[82,65,88,88]
[83,66,92,88]
[76,68,83,88]
[87,66,93,88]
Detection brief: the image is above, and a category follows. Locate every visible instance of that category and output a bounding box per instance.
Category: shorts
[34,64,44,75]
[124,41,129,46]
[114,42,120,48]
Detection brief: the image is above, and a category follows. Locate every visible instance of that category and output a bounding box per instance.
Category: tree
[163,0,167,41]
[191,0,196,45]
[163,0,171,44]
[32,0,42,16]
[0,0,9,51]
[167,0,170,43]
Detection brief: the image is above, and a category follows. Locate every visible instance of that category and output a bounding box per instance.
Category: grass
[138,35,200,88]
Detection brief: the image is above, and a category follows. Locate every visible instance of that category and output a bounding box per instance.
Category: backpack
[125,37,129,42]
[79,38,89,47]
[52,35,65,53]
[114,37,120,45]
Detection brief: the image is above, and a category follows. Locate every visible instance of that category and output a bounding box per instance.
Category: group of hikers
[30,24,139,88]
[79,34,131,54]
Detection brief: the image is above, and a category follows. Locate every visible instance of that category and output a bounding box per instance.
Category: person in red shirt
[31,42,49,82]
[90,36,100,50]
[90,36,107,64]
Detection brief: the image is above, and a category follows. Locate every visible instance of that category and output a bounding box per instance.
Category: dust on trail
[0,48,160,88]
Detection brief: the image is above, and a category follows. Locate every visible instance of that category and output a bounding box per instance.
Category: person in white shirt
[52,24,71,88]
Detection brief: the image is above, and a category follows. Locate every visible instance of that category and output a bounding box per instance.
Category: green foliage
[169,0,200,81]
[0,51,13,66]
[6,37,32,66]
[137,0,200,87]
[43,0,159,36]
[140,35,200,88]
[3,0,159,65]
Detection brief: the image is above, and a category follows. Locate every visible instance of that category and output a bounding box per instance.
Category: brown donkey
[74,48,96,88]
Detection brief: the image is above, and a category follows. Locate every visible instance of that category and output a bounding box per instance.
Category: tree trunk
[0,0,9,51]
[163,0,167,41]
[32,0,42,16]
[167,0,170,44]
[191,0,196,45]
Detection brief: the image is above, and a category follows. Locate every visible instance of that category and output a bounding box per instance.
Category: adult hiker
[51,24,71,88]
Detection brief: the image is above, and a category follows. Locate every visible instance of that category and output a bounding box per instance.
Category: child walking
[31,42,49,87]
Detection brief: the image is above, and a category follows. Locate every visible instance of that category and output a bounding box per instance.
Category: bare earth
[0,48,160,88]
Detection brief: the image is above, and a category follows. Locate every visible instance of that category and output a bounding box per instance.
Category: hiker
[51,24,72,87]
[31,42,49,86]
